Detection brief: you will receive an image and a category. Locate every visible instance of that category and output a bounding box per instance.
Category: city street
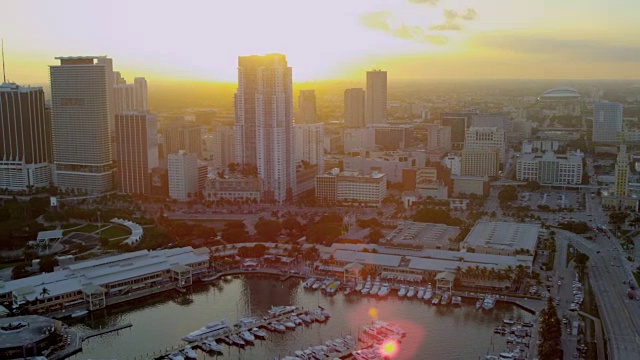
[556,229,640,359]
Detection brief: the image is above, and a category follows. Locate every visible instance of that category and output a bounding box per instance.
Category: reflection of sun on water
[380,339,400,358]
[369,307,379,320]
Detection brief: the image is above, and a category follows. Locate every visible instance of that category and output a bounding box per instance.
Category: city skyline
[2,0,640,84]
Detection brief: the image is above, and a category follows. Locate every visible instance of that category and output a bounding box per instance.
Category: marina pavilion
[0,247,209,314]
[317,242,531,290]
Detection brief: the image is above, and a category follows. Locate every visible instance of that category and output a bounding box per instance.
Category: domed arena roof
[538,87,580,101]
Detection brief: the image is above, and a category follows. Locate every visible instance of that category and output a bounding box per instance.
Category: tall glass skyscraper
[235,53,295,203]
[50,56,114,194]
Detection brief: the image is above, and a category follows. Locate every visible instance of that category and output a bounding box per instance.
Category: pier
[82,322,133,341]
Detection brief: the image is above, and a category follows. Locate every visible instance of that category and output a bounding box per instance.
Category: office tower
[471,113,511,130]
[294,123,324,172]
[168,150,198,201]
[113,74,148,114]
[593,101,623,143]
[365,70,387,125]
[440,112,475,150]
[0,83,52,190]
[464,127,506,163]
[614,145,629,197]
[163,121,202,158]
[516,151,583,185]
[50,56,114,194]
[298,90,317,124]
[371,124,413,151]
[95,57,115,135]
[203,126,235,169]
[315,169,387,207]
[235,53,295,203]
[461,149,499,177]
[115,111,159,195]
[426,124,452,151]
[344,88,365,128]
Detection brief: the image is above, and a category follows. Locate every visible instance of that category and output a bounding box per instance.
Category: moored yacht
[378,283,391,297]
[268,305,297,317]
[431,294,441,305]
[355,281,364,292]
[370,281,380,296]
[251,327,267,339]
[239,330,255,343]
[303,277,317,288]
[417,287,425,298]
[182,345,197,359]
[406,286,416,298]
[423,284,433,300]
[483,294,497,310]
[397,285,407,297]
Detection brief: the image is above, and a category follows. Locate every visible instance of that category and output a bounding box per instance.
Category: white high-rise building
[203,126,235,170]
[113,73,148,114]
[365,70,387,125]
[168,150,198,201]
[464,127,506,163]
[298,90,316,124]
[344,88,365,128]
[50,56,114,194]
[294,123,324,172]
[426,124,452,151]
[593,102,623,143]
[516,151,583,185]
[235,54,295,203]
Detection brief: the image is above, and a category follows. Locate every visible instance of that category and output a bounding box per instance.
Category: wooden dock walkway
[82,322,133,341]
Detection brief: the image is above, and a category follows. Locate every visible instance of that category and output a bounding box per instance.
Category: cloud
[461,9,478,21]
[429,8,478,31]
[477,34,640,62]
[360,11,448,45]
[407,0,439,5]
[360,11,392,32]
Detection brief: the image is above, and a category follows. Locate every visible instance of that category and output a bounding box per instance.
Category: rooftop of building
[0,82,44,92]
[380,222,461,250]
[463,222,540,253]
[538,87,581,100]
[0,247,209,300]
[518,151,583,163]
[0,315,59,349]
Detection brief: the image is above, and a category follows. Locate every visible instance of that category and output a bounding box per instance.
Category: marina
[67,275,537,360]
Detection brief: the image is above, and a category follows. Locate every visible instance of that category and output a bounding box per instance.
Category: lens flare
[379,339,400,358]
[368,307,378,320]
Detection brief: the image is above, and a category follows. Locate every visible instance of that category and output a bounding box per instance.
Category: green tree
[39,255,59,273]
[282,216,303,236]
[365,227,384,244]
[254,218,283,242]
[498,185,518,203]
[12,264,31,280]
[221,221,250,243]
[609,211,629,235]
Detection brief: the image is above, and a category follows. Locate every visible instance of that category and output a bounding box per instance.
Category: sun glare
[379,339,400,358]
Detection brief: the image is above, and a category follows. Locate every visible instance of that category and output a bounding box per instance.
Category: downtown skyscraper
[0,83,52,190]
[235,54,295,203]
[115,111,159,195]
[365,70,387,125]
[50,56,114,194]
[344,88,365,128]
[297,89,317,124]
[592,101,623,143]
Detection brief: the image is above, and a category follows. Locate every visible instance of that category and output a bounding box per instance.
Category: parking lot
[517,190,584,211]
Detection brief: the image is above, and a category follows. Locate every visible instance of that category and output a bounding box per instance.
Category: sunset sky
[2,0,639,84]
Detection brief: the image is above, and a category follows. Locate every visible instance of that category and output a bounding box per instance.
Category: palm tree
[503,265,515,282]
[454,266,464,279]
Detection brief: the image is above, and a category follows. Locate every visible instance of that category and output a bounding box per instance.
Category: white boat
[299,313,314,324]
[291,314,303,325]
[71,309,89,318]
[271,322,286,332]
[417,287,425,298]
[304,277,317,288]
[378,283,391,297]
[355,281,364,292]
[167,352,184,360]
[441,293,450,305]
[374,321,406,338]
[251,327,267,339]
[228,334,245,346]
[432,294,441,305]
[397,285,407,297]
[182,319,230,342]
[235,316,261,329]
[312,281,322,290]
[312,310,326,323]
[318,306,331,318]
[406,286,416,298]
[370,281,380,296]
[483,295,497,310]
[423,284,433,300]
[239,330,255,342]
[282,320,296,329]
[451,296,462,306]
[475,298,483,310]
[201,339,223,353]
[361,282,372,295]
[182,345,197,359]
[268,305,297,317]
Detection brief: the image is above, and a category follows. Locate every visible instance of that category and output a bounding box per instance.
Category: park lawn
[62,224,103,236]
[98,225,131,239]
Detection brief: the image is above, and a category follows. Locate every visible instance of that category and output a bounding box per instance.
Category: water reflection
[70,276,533,360]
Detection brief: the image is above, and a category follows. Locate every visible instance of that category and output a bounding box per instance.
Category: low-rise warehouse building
[461,222,540,256]
[0,247,209,314]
